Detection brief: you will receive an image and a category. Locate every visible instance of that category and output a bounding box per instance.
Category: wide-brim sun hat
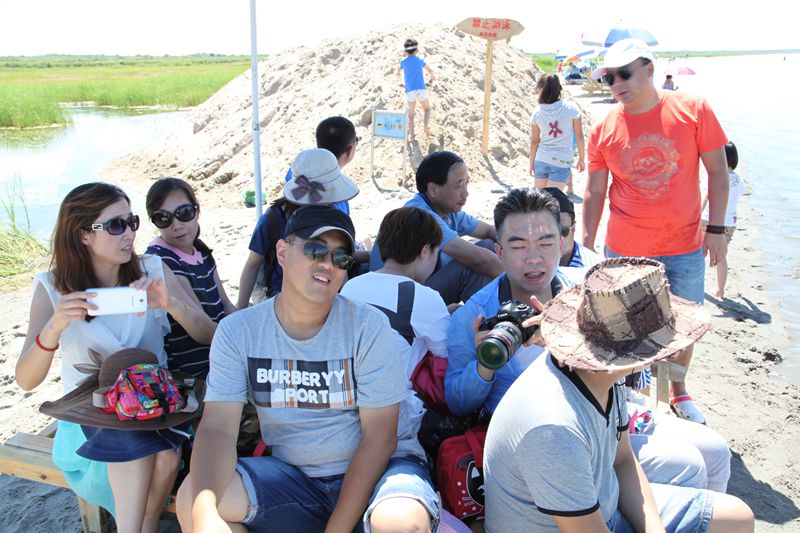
[591,38,655,79]
[541,257,711,372]
[283,148,359,205]
[40,348,201,430]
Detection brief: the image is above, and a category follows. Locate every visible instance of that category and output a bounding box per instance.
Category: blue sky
[2,0,795,56]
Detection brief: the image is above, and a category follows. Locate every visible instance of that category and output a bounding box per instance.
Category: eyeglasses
[560,225,571,238]
[286,239,354,270]
[601,60,641,86]
[83,214,140,235]
[150,204,198,229]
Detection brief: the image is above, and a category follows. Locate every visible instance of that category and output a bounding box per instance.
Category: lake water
[0,107,188,238]
[660,54,800,383]
[1,54,799,382]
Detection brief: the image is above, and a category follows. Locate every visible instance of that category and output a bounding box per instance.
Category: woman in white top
[16,182,215,533]
[529,73,586,191]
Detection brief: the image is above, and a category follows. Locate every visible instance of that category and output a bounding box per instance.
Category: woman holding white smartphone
[15,182,215,533]
[145,177,236,379]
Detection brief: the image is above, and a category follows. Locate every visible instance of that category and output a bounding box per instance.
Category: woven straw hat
[40,348,200,430]
[541,257,711,372]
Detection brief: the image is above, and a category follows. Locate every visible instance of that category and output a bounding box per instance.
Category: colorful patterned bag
[100,364,187,422]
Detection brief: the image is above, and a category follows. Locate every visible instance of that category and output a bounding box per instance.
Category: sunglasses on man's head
[286,239,354,270]
[150,203,198,229]
[601,61,640,86]
[83,214,140,235]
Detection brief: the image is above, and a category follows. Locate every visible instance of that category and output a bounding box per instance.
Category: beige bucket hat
[541,257,711,372]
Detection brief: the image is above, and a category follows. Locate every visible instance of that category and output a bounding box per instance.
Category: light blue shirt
[444,271,572,416]
[370,192,479,270]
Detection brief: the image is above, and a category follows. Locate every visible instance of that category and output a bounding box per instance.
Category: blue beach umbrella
[581,22,658,48]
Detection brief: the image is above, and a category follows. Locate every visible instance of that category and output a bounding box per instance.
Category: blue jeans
[533,161,571,183]
[604,246,705,304]
[236,455,439,532]
[606,483,714,532]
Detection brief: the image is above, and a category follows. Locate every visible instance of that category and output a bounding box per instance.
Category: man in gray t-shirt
[484,257,754,532]
[176,205,439,533]
[485,354,628,530]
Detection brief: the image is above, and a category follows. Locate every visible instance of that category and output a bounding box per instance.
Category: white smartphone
[86,287,148,316]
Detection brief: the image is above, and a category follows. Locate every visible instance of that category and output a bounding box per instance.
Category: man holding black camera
[444,188,732,493]
[445,188,567,416]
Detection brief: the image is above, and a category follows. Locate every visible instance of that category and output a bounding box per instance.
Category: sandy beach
[1,23,798,532]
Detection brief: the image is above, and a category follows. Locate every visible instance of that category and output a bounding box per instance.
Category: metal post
[249,0,263,218]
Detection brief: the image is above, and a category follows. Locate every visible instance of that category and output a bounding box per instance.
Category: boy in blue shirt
[400,38,435,138]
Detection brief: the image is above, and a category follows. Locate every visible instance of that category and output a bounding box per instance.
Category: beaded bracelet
[705,224,725,235]
[35,333,59,352]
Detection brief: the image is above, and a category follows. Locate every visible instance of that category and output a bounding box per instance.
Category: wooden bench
[580,78,611,96]
[0,421,177,533]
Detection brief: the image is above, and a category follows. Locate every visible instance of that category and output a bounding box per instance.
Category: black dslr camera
[477,301,539,370]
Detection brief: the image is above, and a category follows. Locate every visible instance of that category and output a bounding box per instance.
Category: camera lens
[477,322,523,370]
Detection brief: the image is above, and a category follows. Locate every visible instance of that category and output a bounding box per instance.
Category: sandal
[670,394,706,424]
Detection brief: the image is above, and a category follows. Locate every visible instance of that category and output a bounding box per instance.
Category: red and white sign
[457,18,524,41]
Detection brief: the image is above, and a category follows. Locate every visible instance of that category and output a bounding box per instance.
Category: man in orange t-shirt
[583,39,729,425]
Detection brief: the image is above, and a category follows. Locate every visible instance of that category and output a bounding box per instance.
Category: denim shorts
[236,455,439,532]
[606,482,714,532]
[77,423,189,463]
[605,246,705,304]
[533,161,571,183]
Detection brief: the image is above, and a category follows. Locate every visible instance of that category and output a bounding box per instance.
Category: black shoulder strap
[497,275,512,304]
[370,280,416,345]
[264,205,287,288]
[497,273,564,305]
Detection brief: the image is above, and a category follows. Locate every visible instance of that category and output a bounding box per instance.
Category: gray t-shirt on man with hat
[205,295,421,478]
[484,353,629,532]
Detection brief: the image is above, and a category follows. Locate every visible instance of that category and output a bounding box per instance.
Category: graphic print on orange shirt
[618,133,680,200]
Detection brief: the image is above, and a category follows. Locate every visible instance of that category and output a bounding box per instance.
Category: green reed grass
[530,54,557,73]
[0,183,48,291]
[0,56,251,128]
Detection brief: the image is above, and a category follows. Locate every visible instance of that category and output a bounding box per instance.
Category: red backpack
[436,425,488,521]
[100,364,187,422]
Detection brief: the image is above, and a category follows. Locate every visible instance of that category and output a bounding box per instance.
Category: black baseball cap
[285,204,356,254]
[543,187,574,219]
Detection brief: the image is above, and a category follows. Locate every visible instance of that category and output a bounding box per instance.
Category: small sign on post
[370,108,408,183]
[456,17,524,156]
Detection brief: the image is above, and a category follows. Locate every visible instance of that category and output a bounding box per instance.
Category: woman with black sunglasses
[15,182,216,533]
[145,177,236,379]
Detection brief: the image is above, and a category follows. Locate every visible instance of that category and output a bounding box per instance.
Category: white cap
[592,38,655,79]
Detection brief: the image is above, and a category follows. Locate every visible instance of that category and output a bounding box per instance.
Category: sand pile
[107,23,546,205]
